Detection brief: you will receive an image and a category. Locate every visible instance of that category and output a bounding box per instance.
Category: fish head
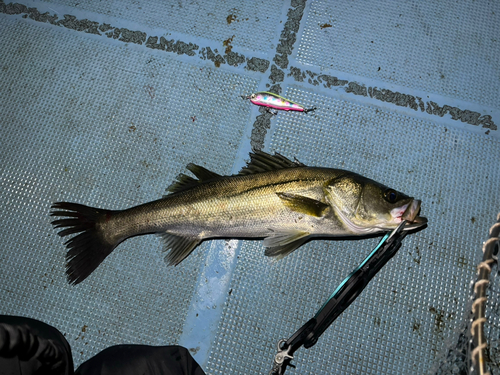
[325,173,427,235]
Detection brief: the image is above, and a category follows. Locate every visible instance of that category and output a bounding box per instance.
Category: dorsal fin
[186,163,221,181]
[238,150,305,176]
[165,173,199,194]
[165,164,222,195]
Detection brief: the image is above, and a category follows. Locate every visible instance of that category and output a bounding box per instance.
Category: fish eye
[384,189,398,203]
[250,94,256,99]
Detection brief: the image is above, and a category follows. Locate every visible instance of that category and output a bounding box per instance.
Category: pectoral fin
[277,192,329,218]
[158,232,201,265]
[263,230,310,259]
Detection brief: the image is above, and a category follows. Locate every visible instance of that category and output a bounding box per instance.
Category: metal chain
[471,213,500,375]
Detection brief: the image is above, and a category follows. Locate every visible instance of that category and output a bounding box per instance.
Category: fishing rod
[269,220,408,375]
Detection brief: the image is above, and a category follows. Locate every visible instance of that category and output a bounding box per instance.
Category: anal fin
[158,232,201,266]
[263,230,310,259]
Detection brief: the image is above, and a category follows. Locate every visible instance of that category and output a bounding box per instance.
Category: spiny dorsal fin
[238,150,305,176]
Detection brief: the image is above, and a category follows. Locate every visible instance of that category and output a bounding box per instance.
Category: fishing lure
[243,92,316,113]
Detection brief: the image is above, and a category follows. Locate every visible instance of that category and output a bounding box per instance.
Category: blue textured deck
[0,1,499,374]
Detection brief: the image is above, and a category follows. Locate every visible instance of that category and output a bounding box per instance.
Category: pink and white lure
[243,91,316,113]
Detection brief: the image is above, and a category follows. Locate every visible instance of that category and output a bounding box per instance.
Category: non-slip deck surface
[1,1,499,374]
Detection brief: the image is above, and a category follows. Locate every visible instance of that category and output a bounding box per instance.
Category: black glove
[75,344,205,375]
[0,315,205,375]
[0,315,74,375]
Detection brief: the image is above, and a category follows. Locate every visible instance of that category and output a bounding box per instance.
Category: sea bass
[51,150,427,284]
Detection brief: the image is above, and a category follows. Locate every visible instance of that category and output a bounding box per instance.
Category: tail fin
[50,202,119,285]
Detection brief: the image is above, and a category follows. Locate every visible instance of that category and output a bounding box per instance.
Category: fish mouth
[397,199,427,230]
[335,199,427,235]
